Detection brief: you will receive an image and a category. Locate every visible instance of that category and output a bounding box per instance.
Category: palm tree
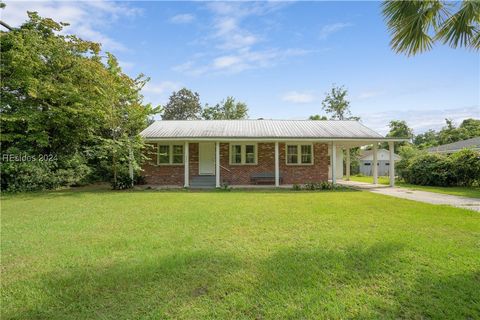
[382,0,479,56]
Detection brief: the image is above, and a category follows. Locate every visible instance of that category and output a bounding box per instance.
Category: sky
[2,0,479,134]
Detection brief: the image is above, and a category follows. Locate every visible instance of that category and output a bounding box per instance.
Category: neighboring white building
[359,149,401,176]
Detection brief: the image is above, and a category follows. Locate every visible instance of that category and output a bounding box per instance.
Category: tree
[437,118,480,144]
[414,129,438,149]
[459,118,480,136]
[162,88,201,120]
[321,85,355,120]
[413,118,480,149]
[309,114,327,120]
[384,120,414,151]
[0,12,155,191]
[382,1,480,56]
[202,96,248,120]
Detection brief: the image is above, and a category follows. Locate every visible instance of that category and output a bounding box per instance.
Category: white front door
[199,142,215,175]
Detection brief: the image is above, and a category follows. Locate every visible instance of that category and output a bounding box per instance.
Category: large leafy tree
[162,88,202,120]
[202,96,248,120]
[321,85,359,120]
[383,120,414,151]
[437,118,480,144]
[413,129,438,148]
[382,0,480,56]
[1,11,155,190]
[322,85,350,120]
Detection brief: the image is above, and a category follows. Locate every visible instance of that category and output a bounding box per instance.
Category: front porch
[143,139,398,188]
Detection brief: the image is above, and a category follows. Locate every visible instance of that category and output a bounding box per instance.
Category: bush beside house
[398,149,480,187]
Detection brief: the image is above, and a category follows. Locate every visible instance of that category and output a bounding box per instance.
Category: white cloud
[142,81,182,108]
[170,13,195,24]
[174,2,312,76]
[282,91,315,104]
[175,48,310,75]
[319,22,352,40]
[143,81,181,95]
[357,91,384,100]
[359,106,480,135]
[1,0,141,52]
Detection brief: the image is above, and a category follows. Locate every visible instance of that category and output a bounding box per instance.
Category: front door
[199,142,215,175]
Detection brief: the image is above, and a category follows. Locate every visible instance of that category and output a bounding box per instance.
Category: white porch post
[372,143,378,184]
[345,148,351,181]
[184,142,189,188]
[128,143,134,187]
[215,141,220,188]
[389,141,395,187]
[331,142,337,184]
[274,142,280,187]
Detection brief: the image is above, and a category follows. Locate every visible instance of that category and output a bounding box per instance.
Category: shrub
[449,149,480,186]
[111,174,134,190]
[399,149,480,187]
[292,182,347,191]
[1,153,91,192]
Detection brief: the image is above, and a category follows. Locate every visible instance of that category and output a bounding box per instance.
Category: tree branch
[0,20,13,31]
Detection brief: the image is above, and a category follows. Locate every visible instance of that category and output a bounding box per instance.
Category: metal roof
[140,120,386,140]
[427,137,480,153]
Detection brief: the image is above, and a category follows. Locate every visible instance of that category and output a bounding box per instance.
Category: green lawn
[347,175,480,198]
[2,187,479,319]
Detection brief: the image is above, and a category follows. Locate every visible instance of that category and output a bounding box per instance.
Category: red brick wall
[142,142,329,186]
[279,143,329,184]
[142,143,184,185]
[220,142,329,185]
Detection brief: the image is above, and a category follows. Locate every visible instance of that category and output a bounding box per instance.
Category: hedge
[398,149,480,187]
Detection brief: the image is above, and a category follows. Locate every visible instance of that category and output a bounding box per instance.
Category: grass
[347,175,480,198]
[2,187,479,319]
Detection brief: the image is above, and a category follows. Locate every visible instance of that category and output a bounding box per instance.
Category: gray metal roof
[427,137,480,153]
[140,120,385,140]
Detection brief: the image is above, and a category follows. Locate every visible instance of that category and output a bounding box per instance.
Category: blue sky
[3,1,479,134]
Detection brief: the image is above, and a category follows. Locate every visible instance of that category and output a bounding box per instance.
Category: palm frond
[381,0,445,56]
[435,0,480,50]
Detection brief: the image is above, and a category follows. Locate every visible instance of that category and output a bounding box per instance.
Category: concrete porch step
[190,175,216,188]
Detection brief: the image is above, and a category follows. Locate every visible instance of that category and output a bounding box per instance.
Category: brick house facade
[142,142,330,186]
[139,120,400,188]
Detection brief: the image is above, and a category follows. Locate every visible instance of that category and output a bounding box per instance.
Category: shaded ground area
[339,180,480,211]
[2,188,479,319]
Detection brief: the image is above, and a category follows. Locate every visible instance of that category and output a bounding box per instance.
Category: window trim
[285,143,314,165]
[157,143,184,165]
[229,143,258,165]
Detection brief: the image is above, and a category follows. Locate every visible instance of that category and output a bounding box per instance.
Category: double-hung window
[230,143,257,165]
[286,144,313,165]
[158,144,184,165]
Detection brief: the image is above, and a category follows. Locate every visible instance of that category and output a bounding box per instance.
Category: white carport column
[345,148,351,181]
[274,142,280,187]
[389,141,395,187]
[331,142,337,184]
[184,142,189,188]
[215,142,221,188]
[372,143,378,184]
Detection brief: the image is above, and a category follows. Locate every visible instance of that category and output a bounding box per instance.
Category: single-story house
[359,149,401,176]
[427,137,480,154]
[140,120,404,188]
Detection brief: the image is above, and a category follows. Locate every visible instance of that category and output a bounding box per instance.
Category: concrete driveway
[338,180,480,212]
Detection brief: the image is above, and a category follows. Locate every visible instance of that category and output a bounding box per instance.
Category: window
[158,144,184,165]
[364,162,371,166]
[230,143,257,165]
[286,144,313,165]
